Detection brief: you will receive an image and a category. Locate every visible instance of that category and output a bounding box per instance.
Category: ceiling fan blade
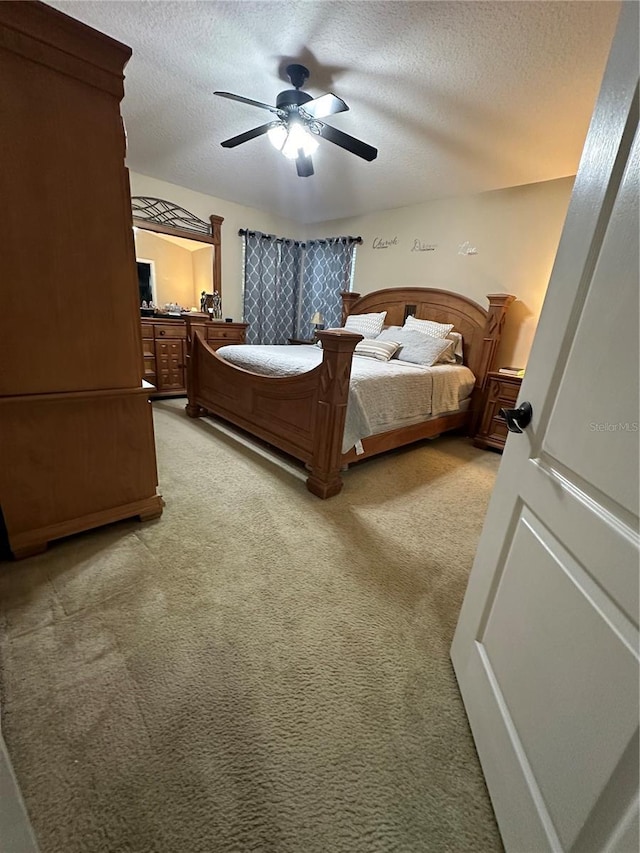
[220,122,277,148]
[296,152,314,178]
[317,123,378,161]
[214,91,282,115]
[300,93,349,119]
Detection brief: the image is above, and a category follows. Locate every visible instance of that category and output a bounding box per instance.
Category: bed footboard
[305,331,363,498]
[185,322,361,498]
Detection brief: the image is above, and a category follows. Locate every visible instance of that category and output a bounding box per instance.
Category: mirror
[131,198,223,317]
[134,230,214,312]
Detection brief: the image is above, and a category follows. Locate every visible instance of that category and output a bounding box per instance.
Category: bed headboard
[341,287,515,388]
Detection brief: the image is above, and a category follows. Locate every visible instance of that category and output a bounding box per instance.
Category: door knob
[499,401,532,433]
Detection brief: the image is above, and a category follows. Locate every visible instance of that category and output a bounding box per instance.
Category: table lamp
[310,311,324,340]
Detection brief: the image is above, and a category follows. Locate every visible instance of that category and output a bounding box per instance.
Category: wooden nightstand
[473,371,523,452]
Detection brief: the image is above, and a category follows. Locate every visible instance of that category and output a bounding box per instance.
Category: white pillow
[344,311,387,338]
[435,339,457,364]
[376,327,452,366]
[354,338,400,362]
[404,315,454,338]
[438,331,464,364]
[447,332,464,364]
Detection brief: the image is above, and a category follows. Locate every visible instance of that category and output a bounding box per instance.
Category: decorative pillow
[354,338,401,362]
[446,331,464,363]
[435,331,464,364]
[397,326,463,363]
[344,311,387,338]
[404,315,454,338]
[376,327,452,366]
[435,338,457,363]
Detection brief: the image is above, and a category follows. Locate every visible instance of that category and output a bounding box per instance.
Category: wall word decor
[411,240,438,252]
[372,236,398,249]
[458,241,478,256]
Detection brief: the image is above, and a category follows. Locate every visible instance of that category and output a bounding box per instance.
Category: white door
[451,5,639,852]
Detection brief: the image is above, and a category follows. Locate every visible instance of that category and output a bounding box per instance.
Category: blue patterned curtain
[242,233,301,344]
[241,230,360,344]
[296,238,358,338]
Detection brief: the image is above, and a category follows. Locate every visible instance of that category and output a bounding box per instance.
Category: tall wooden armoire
[0,2,163,559]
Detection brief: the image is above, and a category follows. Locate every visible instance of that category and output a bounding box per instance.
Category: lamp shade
[268,122,318,160]
[267,124,287,151]
[310,311,324,325]
[283,124,318,159]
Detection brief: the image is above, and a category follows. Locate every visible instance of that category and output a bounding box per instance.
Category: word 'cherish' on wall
[372,237,398,249]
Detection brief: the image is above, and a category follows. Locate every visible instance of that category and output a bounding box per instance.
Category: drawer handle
[499,401,532,434]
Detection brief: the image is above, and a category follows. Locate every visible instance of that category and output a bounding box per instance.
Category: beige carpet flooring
[0,399,503,853]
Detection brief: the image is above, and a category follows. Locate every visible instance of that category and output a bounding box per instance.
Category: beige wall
[130,171,573,367]
[130,172,304,321]
[310,177,574,367]
[134,230,215,309]
[192,246,215,307]
[134,229,195,308]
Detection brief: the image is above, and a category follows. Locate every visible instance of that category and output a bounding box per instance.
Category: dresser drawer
[474,371,523,453]
[499,380,520,404]
[154,324,185,339]
[142,338,155,358]
[206,327,245,345]
[140,324,154,338]
[488,377,520,403]
[489,415,509,443]
[155,339,183,358]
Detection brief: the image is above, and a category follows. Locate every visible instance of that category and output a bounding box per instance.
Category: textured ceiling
[49,1,619,224]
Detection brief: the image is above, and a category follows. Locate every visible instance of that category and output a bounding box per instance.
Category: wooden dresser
[142,317,248,397]
[0,2,163,558]
[473,372,524,452]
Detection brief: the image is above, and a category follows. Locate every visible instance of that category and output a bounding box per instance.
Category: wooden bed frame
[184,287,514,498]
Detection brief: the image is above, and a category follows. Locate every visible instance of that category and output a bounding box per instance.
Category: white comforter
[216,344,476,453]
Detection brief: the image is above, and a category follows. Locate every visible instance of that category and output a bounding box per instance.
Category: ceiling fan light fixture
[284,123,319,159]
[267,123,287,152]
[216,64,377,173]
[268,122,319,160]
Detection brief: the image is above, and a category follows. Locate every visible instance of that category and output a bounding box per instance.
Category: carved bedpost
[477,294,515,389]
[468,293,515,436]
[340,291,361,326]
[307,329,362,499]
[184,316,207,418]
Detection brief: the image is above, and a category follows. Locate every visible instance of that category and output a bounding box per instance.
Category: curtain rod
[238,229,362,246]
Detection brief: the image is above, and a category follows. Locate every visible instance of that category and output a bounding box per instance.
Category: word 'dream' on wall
[411,240,437,252]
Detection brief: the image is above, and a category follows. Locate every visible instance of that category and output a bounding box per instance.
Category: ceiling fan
[214,64,378,178]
